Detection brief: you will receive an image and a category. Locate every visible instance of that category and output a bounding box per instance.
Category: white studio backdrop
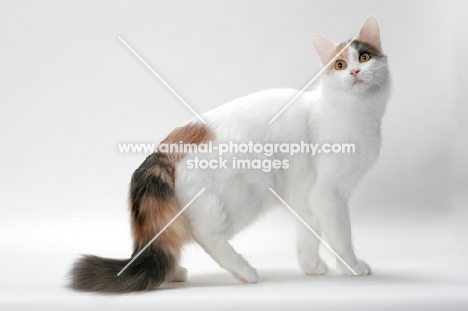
[1,0,465,231]
[0,1,467,309]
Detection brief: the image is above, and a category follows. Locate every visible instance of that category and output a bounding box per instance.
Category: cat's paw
[299,259,329,275]
[171,266,188,282]
[233,267,259,284]
[343,260,372,276]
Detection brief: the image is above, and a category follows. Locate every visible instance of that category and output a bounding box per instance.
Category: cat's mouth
[353,79,365,85]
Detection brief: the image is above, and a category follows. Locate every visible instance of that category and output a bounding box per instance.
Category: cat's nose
[350,69,361,76]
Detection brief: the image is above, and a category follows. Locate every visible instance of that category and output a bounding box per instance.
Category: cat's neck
[319,82,389,122]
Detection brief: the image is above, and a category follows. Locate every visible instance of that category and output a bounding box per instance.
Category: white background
[1,1,467,310]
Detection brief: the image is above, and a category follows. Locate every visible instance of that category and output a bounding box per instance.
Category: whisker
[372,79,384,95]
[374,74,391,81]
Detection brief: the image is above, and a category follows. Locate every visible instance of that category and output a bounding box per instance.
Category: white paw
[299,259,329,275]
[171,266,188,282]
[233,267,259,284]
[343,260,372,276]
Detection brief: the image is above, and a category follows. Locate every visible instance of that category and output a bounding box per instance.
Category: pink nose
[350,69,361,76]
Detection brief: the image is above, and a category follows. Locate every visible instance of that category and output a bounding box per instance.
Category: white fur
[173,18,390,282]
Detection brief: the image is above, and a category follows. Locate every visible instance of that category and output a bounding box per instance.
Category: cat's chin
[351,83,369,93]
[323,79,380,96]
[346,82,378,95]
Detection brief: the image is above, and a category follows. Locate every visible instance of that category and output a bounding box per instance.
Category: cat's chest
[318,111,379,138]
[313,109,382,166]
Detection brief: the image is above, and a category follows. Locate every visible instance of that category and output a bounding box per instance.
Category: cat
[71,16,391,292]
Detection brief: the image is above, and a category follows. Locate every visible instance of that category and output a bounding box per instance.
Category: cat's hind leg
[194,235,259,283]
[170,265,188,282]
[184,190,258,284]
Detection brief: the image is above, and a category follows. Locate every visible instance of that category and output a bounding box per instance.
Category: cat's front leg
[310,182,371,276]
[296,217,329,275]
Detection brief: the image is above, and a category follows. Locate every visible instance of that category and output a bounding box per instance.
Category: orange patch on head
[328,42,349,70]
[335,42,349,59]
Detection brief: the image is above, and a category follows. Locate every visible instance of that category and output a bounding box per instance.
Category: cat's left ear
[358,16,382,53]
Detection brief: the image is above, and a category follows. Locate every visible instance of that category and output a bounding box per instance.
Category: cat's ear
[358,16,382,53]
[311,34,336,65]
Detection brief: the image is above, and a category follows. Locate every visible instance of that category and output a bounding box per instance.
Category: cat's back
[201,88,319,142]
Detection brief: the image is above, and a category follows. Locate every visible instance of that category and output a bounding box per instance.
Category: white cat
[71,16,390,292]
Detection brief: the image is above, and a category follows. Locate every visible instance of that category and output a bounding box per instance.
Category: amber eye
[359,53,371,62]
[335,60,347,70]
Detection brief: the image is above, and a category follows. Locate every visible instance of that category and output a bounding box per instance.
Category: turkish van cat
[71,16,390,292]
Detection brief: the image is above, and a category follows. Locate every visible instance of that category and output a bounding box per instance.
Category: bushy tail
[71,153,188,292]
[71,248,174,292]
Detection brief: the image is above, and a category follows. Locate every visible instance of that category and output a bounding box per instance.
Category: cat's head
[312,17,389,95]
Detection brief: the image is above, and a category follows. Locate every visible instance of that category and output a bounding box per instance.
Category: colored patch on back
[162,123,214,146]
[161,122,214,161]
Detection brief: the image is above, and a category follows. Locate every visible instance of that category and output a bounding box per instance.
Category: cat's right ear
[311,34,336,65]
